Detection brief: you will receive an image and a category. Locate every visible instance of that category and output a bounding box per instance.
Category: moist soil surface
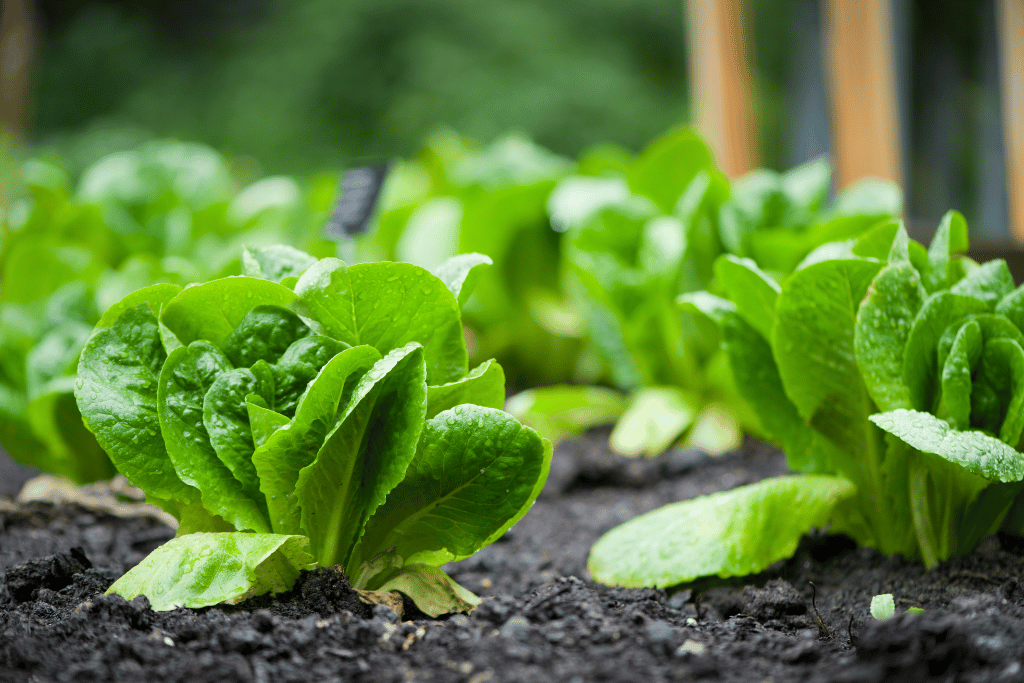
[2,434,1024,683]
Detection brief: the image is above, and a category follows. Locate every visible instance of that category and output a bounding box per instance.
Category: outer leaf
[772,258,883,452]
[870,409,1024,482]
[161,277,297,347]
[425,359,505,419]
[713,255,780,341]
[242,245,318,284]
[505,385,626,445]
[431,253,493,308]
[76,304,199,508]
[96,283,183,328]
[854,262,926,412]
[609,387,696,457]
[293,259,467,384]
[352,405,549,572]
[159,342,270,532]
[376,564,481,617]
[106,533,316,611]
[296,344,427,566]
[588,475,855,587]
[252,345,381,534]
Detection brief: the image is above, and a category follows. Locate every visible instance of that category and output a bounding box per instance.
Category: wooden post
[823,0,903,189]
[0,0,34,141]
[998,0,1024,243]
[686,0,758,178]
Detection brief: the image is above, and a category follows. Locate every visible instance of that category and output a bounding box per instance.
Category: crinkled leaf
[904,293,989,411]
[589,475,855,587]
[375,564,481,617]
[977,338,1024,445]
[106,533,316,611]
[352,405,549,572]
[425,359,504,419]
[431,253,492,308]
[937,320,981,429]
[203,363,275,510]
[76,304,199,509]
[252,345,380,535]
[854,262,926,412]
[296,345,427,566]
[159,342,269,532]
[271,335,352,414]
[870,409,1024,482]
[293,259,467,384]
[220,305,311,368]
[505,385,626,445]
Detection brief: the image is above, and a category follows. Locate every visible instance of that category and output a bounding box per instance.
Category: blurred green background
[14,0,1008,239]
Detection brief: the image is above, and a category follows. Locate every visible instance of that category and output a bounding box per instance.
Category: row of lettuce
[0,127,902,486]
[10,126,1023,609]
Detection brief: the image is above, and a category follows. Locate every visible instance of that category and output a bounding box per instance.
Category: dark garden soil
[3,433,1024,683]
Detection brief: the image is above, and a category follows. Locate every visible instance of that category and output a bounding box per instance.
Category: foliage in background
[0,141,336,482]
[32,0,689,175]
[75,246,550,614]
[590,215,1024,587]
[345,130,589,389]
[514,127,902,457]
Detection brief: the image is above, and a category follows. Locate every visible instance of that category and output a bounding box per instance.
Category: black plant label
[325,162,391,239]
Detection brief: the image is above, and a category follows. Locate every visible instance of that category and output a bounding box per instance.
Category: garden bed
[2,433,1023,683]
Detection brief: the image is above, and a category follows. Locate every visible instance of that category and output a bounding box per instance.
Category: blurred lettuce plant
[0,140,335,483]
[512,127,903,457]
[344,130,589,389]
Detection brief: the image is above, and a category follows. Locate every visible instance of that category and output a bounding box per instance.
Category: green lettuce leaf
[295,344,428,567]
[588,475,855,587]
[870,409,1024,482]
[106,533,316,611]
[505,385,626,445]
[252,344,381,534]
[352,405,550,572]
[293,259,468,384]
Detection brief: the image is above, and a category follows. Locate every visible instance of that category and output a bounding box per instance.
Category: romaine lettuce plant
[590,213,1024,586]
[1,142,335,483]
[516,127,902,457]
[74,247,551,615]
